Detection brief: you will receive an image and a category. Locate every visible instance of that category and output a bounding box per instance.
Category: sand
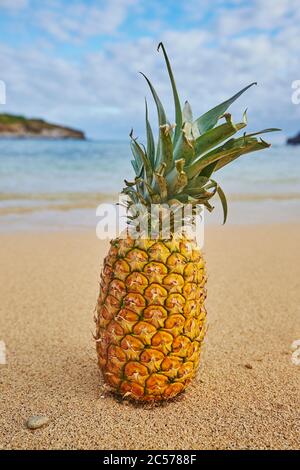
[0,224,299,450]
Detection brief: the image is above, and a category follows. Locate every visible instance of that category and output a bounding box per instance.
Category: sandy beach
[0,223,299,450]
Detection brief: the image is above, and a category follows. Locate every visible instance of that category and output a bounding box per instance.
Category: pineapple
[95,43,279,402]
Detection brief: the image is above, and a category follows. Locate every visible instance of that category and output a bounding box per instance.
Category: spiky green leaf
[210,180,228,224]
[130,136,152,183]
[188,128,280,179]
[140,72,174,170]
[173,171,188,194]
[194,82,257,134]
[213,139,270,172]
[145,99,155,169]
[158,42,182,146]
[244,128,281,138]
[173,128,195,164]
[154,172,168,200]
[130,159,139,175]
[159,124,174,172]
[194,113,246,157]
[182,101,193,123]
[140,72,167,126]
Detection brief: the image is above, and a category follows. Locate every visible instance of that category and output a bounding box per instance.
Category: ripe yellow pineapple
[95,43,279,402]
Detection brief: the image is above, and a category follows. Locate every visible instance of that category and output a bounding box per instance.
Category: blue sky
[0,0,299,140]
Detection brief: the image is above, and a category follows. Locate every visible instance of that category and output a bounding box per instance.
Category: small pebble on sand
[244,363,253,369]
[26,415,49,430]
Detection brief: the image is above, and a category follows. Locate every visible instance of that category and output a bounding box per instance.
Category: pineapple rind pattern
[96,235,207,401]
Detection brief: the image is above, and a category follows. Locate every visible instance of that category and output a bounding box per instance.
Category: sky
[0,0,299,140]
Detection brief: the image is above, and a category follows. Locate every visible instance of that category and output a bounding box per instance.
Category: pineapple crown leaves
[124,43,281,224]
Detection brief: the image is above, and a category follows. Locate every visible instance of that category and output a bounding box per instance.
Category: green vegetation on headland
[0,113,85,139]
[0,114,28,124]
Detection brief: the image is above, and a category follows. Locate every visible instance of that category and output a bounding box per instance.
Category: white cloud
[0,0,28,10]
[214,0,300,36]
[1,0,300,140]
[36,0,137,43]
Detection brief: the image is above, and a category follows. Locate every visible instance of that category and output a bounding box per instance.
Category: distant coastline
[0,113,85,140]
[287,131,300,145]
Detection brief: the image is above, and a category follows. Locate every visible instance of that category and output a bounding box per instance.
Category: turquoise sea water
[0,139,300,231]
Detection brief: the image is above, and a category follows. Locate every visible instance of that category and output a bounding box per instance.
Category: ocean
[0,139,299,231]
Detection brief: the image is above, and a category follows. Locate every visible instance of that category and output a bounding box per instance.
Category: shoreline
[0,199,299,233]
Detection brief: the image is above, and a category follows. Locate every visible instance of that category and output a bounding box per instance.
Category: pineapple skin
[96,235,207,402]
